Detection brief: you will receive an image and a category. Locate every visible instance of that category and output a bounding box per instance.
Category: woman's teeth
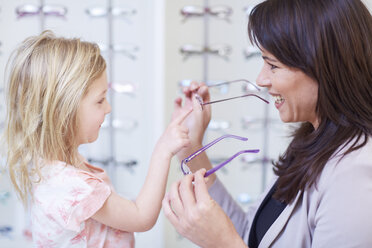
[274,95,284,104]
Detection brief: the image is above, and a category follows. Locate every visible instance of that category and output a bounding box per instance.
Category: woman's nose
[256,68,271,88]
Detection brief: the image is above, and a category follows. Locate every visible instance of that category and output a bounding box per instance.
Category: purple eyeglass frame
[181,134,259,177]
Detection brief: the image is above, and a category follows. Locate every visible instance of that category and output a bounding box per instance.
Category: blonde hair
[3,31,106,205]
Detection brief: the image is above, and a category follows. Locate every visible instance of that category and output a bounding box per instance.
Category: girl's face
[77,70,111,145]
[256,49,319,128]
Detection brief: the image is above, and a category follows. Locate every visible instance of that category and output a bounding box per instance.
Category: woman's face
[256,49,319,128]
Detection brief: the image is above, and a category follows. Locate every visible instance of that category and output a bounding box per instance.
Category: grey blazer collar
[258,191,302,248]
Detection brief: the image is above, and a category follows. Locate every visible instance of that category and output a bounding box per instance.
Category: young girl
[3,31,191,247]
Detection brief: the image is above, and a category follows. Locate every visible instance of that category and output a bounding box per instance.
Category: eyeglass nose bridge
[180,134,260,177]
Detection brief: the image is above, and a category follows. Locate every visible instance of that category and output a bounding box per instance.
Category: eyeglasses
[98,43,139,60]
[101,119,138,131]
[241,116,283,131]
[179,78,260,95]
[0,226,12,239]
[244,45,261,59]
[109,82,136,95]
[180,44,232,60]
[88,157,137,167]
[85,7,136,18]
[180,5,233,22]
[193,79,269,109]
[16,4,67,18]
[207,120,231,131]
[181,134,259,177]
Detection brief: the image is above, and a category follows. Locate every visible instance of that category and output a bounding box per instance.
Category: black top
[248,182,287,248]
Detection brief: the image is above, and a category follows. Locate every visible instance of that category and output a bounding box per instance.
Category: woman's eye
[269,63,278,70]
[98,98,105,104]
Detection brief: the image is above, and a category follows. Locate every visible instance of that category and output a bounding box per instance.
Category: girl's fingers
[172,107,192,125]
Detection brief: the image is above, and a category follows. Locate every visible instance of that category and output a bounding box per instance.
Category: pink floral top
[31,161,135,248]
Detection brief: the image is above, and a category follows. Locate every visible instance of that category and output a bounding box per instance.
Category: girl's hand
[173,82,212,157]
[155,107,192,159]
[162,169,247,248]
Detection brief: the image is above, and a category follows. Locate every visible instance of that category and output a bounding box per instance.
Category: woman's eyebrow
[262,56,278,63]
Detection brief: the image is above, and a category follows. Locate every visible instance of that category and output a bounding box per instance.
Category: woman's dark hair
[248,0,372,203]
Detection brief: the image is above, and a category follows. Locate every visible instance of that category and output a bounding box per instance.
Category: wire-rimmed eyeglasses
[179,78,260,95]
[181,134,259,177]
[85,6,136,19]
[98,43,139,60]
[193,79,269,109]
[16,4,67,18]
[180,44,232,61]
[180,5,233,22]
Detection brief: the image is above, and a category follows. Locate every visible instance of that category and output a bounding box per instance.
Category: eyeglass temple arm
[202,93,269,106]
[208,79,260,91]
[181,134,248,175]
[204,149,260,177]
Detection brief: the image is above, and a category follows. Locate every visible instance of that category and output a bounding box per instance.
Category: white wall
[0,0,371,247]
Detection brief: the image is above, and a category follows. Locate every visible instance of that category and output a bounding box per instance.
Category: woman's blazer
[209,137,372,247]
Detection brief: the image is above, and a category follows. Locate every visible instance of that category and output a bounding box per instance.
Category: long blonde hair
[3,31,106,205]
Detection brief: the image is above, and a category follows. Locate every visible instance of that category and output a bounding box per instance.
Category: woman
[162,0,372,247]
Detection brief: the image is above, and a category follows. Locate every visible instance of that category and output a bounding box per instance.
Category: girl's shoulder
[39,160,105,183]
[33,160,111,205]
[32,160,112,232]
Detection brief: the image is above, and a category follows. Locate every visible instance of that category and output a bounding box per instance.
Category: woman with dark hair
[162,0,372,247]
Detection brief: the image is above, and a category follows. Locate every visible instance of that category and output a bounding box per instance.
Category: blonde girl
[3,31,191,247]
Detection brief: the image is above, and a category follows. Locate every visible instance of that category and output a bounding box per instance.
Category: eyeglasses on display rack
[180,44,231,60]
[0,225,13,239]
[180,5,233,22]
[241,116,283,131]
[98,43,139,60]
[181,134,260,177]
[109,82,136,95]
[16,4,67,18]
[87,158,138,169]
[240,154,273,165]
[244,45,261,59]
[86,6,136,19]
[101,119,138,131]
[207,120,231,131]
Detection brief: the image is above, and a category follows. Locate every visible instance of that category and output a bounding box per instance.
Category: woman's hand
[162,169,247,248]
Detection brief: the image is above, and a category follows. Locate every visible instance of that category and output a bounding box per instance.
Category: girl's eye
[98,98,105,104]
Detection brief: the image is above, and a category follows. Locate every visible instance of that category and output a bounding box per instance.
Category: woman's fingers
[162,193,179,224]
[178,174,197,209]
[193,169,211,203]
[167,180,184,217]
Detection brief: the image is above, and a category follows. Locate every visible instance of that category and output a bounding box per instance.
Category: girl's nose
[105,101,112,114]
